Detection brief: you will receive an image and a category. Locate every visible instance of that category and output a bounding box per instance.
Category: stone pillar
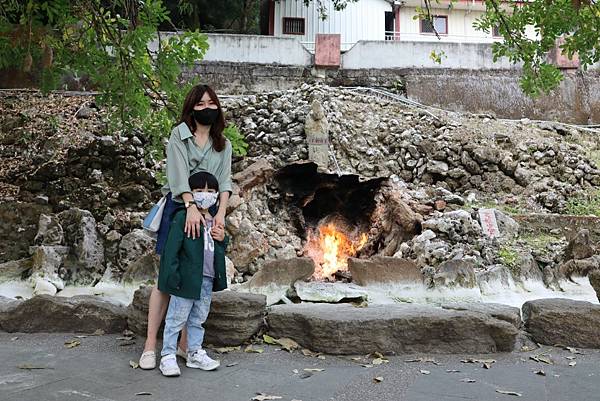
[304,100,330,169]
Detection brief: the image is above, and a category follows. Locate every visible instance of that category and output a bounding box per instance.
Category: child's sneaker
[186,349,220,371]
[159,355,181,377]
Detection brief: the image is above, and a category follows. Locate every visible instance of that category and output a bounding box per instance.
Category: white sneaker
[186,349,220,371]
[176,346,187,361]
[159,355,181,377]
[139,350,156,370]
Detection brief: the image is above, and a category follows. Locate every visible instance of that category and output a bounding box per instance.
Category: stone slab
[126,286,267,346]
[293,282,368,303]
[522,298,600,348]
[441,302,522,328]
[267,303,518,354]
[0,294,127,333]
[348,256,422,286]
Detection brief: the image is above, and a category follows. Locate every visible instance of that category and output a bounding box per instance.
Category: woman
[139,84,232,370]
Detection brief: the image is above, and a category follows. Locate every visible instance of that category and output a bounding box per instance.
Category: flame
[305,223,368,279]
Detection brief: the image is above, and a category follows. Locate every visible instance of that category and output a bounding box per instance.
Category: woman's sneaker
[159,355,181,377]
[186,349,220,371]
[139,350,156,370]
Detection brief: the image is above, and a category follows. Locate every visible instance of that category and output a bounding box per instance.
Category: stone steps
[2,292,600,354]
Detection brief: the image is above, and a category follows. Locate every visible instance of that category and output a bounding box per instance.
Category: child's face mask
[193,191,218,209]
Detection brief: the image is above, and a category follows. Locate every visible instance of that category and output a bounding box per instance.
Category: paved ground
[1,332,599,401]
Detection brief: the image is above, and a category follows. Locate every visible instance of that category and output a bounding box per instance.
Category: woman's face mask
[193,191,218,209]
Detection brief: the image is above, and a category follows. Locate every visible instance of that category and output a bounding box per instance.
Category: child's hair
[188,171,219,192]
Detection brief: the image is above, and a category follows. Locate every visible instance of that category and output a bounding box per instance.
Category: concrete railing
[203,34,313,66]
[341,40,518,70]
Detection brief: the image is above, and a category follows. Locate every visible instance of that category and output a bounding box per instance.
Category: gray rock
[34,214,64,245]
[293,282,368,303]
[564,229,595,261]
[441,302,521,328]
[477,264,516,293]
[246,257,314,288]
[204,291,267,346]
[57,208,105,283]
[348,256,423,286]
[522,298,600,348]
[0,258,32,281]
[0,295,127,333]
[127,286,267,346]
[28,245,69,289]
[267,303,518,354]
[433,258,477,288]
[494,210,519,239]
[118,229,156,271]
[122,253,160,283]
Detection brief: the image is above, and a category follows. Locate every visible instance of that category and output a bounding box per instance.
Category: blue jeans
[161,278,214,357]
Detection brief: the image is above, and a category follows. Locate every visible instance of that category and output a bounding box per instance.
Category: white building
[265,0,533,51]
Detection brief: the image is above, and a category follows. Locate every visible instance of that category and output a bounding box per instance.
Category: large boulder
[57,208,105,284]
[522,298,600,348]
[0,258,32,281]
[227,218,270,270]
[245,257,314,288]
[563,229,595,261]
[348,256,423,286]
[0,295,127,333]
[127,286,267,346]
[204,291,267,346]
[267,303,518,354]
[240,257,315,305]
[433,258,477,288]
[118,229,156,271]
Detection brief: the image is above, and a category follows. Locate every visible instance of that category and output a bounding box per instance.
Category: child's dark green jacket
[157,209,228,299]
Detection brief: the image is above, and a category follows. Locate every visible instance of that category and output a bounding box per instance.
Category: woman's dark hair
[188,171,219,192]
[180,84,226,152]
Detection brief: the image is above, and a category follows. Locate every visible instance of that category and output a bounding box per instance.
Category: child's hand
[210,224,225,241]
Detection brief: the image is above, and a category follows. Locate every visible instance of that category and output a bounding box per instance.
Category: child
[157,171,229,377]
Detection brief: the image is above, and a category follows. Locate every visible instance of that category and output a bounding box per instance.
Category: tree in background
[0,0,208,158]
[173,0,260,34]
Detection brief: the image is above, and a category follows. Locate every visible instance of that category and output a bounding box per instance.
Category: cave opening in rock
[275,162,387,280]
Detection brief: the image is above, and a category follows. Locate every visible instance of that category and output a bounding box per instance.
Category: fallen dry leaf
[530,354,553,365]
[566,347,584,355]
[92,329,105,336]
[245,345,264,354]
[420,369,431,375]
[446,369,460,373]
[495,389,522,397]
[262,334,277,345]
[226,362,239,367]
[252,393,283,401]
[405,358,423,363]
[119,340,136,347]
[214,346,241,353]
[64,340,80,349]
[292,369,299,374]
[569,361,577,367]
[276,338,299,352]
[373,376,384,383]
[565,356,576,360]
[534,370,546,376]
[303,368,324,372]
[135,392,152,396]
[460,378,476,383]
[317,355,326,360]
[11,336,19,341]
[129,360,139,369]
[17,364,53,370]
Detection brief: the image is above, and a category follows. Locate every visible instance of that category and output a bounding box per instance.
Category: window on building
[420,16,448,35]
[385,11,395,40]
[283,17,305,35]
[492,25,501,37]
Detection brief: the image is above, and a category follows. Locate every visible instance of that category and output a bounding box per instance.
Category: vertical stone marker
[479,208,500,238]
[304,100,330,170]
